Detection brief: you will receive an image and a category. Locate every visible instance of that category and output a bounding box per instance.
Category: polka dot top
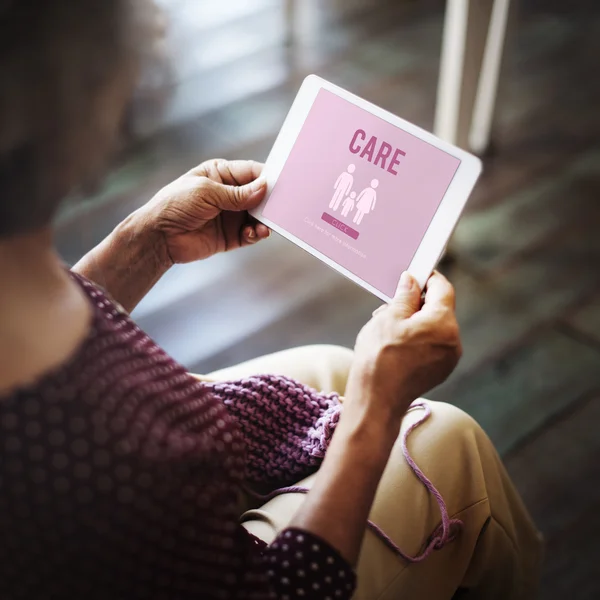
[0,273,356,599]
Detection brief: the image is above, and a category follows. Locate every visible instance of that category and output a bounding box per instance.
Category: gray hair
[0,0,143,236]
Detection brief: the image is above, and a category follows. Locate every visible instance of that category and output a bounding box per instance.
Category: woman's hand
[345,270,462,426]
[138,159,269,266]
[73,159,268,313]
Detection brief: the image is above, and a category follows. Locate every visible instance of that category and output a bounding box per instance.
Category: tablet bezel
[251,74,482,302]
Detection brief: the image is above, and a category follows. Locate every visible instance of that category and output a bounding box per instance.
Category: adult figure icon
[330,163,355,211]
[353,178,379,225]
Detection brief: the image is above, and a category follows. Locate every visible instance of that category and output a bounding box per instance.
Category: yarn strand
[247,400,463,564]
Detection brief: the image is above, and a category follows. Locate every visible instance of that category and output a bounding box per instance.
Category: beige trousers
[203,345,543,599]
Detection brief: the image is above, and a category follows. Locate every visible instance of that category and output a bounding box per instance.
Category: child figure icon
[341,191,356,218]
[353,179,379,225]
[330,164,355,211]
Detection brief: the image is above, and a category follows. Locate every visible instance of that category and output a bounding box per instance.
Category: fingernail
[397,271,413,291]
[247,228,256,239]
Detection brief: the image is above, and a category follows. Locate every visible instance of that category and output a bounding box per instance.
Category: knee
[419,399,484,448]
[405,400,492,503]
[399,400,486,474]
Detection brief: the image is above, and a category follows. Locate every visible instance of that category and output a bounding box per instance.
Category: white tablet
[251,75,482,302]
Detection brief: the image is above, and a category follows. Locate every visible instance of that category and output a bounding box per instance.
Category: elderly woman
[0,1,542,599]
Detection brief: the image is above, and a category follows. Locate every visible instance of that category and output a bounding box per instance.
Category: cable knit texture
[209,376,341,483]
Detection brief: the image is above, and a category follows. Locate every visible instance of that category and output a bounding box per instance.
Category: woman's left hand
[74,159,269,313]
[137,159,269,266]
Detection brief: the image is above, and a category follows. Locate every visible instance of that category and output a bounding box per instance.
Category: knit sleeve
[209,375,342,484]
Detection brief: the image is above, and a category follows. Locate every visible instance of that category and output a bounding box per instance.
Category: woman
[0,1,542,598]
[353,179,378,225]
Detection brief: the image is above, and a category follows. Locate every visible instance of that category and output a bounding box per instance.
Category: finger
[242,223,270,245]
[192,159,264,186]
[222,160,264,185]
[422,270,456,310]
[207,176,267,212]
[391,271,422,318]
[255,223,271,239]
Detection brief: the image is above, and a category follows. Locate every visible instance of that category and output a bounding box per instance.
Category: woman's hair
[0,0,142,237]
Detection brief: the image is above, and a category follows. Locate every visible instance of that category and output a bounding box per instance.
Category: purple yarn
[209,375,462,563]
[211,374,342,482]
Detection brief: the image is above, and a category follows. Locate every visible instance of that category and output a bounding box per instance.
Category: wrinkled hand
[346,271,462,423]
[136,159,269,266]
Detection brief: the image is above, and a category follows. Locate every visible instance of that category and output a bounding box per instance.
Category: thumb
[391,271,422,318]
[209,176,267,212]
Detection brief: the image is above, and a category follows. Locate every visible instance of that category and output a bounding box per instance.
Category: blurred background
[55,0,599,597]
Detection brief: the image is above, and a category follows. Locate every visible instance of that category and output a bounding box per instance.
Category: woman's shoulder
[3,272,240,466]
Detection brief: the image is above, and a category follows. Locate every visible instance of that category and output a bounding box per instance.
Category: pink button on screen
[321,212,359,240]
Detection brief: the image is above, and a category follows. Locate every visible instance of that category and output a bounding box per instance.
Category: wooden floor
[56,1,600,597]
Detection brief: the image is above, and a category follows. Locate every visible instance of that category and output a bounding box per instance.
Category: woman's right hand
[345,270,462,427]
[289,270,461,568]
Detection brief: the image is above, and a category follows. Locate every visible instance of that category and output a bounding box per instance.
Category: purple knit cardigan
[209,374,462,563]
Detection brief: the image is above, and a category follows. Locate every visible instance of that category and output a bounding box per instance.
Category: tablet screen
[261,88,461,297]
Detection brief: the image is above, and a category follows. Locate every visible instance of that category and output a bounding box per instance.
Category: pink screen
[261,88,461,297]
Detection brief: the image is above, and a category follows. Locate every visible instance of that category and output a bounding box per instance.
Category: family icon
[330,164,378,226]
